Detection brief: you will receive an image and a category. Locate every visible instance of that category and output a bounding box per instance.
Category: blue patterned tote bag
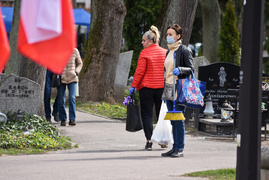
[176,72,206,108]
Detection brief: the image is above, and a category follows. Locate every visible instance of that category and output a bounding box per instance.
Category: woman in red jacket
[129,25,167,150]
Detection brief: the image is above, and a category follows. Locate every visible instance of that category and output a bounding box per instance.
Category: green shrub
[217,0,240,65]
[0,113,71,150]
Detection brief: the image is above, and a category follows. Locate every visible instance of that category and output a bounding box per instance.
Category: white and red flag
[17,0,76,74]
[0,7,10,73]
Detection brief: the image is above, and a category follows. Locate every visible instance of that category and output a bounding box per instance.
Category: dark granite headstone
[0,74,42,114]
[198,62,240,114]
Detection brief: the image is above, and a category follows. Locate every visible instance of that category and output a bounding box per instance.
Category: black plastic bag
[126,96,143,132]
[51,74,61,88]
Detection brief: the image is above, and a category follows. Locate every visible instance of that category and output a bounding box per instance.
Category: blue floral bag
[176,73,206,108]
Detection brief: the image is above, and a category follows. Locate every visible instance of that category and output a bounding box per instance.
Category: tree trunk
[79,0,126,103]
[200,0,221,63]
[158,0,198,48]
[4,0,46,115]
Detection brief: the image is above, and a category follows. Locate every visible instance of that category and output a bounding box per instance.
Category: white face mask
[167,36,175,44]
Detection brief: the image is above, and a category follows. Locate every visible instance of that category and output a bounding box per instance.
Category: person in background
[129,25,167,150]
[161,24,194,158]
[44,69,60,123]
[58,48,83,126]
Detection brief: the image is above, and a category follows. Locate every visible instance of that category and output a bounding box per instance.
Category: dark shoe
[170,150,184,158]
[69,120,76,126]
[145,141,153,150]
[60,120,67,126]
[161,149,175,157]
[52,112,60,122]
[46,117,52,124]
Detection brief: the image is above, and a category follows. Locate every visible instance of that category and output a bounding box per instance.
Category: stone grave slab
[199,118,234,136]
[115,50,133,86]
[193,56,210,79]
[0,74,42,114]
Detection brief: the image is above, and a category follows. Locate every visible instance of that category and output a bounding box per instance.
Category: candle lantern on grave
[16,110,23,122]
[220,100,233,122]
[203,94,215,118]
[0,111,7,125]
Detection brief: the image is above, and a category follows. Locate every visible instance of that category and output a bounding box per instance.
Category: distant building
[76,0,91,8]
[0,0,14,7]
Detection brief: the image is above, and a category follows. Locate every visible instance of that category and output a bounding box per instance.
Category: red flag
[0,7,10,73]
[17,0,76,74]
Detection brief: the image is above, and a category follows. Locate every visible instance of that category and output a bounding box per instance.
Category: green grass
[0,140,72,156]
[76,101,127,119]
[184,168,236,180]
[75,90,139,119]
[0,148,46,156]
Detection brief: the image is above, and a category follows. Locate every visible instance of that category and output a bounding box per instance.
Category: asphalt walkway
[0,110,237,180]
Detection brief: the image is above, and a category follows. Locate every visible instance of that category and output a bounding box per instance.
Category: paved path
[0,110,237,180]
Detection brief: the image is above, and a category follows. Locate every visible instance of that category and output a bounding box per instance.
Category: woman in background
[58,48,83,126]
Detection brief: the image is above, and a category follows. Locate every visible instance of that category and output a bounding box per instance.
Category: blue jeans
[58,82,77,121]
[44,70,59,119]
[166,100,186,151]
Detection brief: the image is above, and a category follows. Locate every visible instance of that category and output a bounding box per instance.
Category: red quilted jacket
[131,44,167,90]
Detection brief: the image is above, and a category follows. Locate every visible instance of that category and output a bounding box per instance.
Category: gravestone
[0,74,42,114]
[198,62,240,114]
[114,50,133,103]
[193,56,210,79]
[114,50,133,86]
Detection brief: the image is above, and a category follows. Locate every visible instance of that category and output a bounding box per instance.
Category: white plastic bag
[151,101,173,145]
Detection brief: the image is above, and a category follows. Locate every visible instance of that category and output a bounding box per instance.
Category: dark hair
[167,24,183,40]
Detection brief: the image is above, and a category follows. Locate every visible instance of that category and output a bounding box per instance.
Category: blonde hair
[143,25,160,44]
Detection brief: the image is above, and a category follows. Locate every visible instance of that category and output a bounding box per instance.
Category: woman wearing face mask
[161,24,194,157]
[129,25,167,150]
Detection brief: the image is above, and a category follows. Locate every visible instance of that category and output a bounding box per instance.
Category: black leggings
[139,87,163,140]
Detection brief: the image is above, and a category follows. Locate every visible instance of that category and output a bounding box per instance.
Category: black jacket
[166,44,195,79]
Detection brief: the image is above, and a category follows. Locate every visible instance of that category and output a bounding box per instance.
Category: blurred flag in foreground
[17,0,76,74]
[0,7,10,73]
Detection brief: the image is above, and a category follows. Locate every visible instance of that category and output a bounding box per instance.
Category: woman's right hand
[172,68,180,76]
